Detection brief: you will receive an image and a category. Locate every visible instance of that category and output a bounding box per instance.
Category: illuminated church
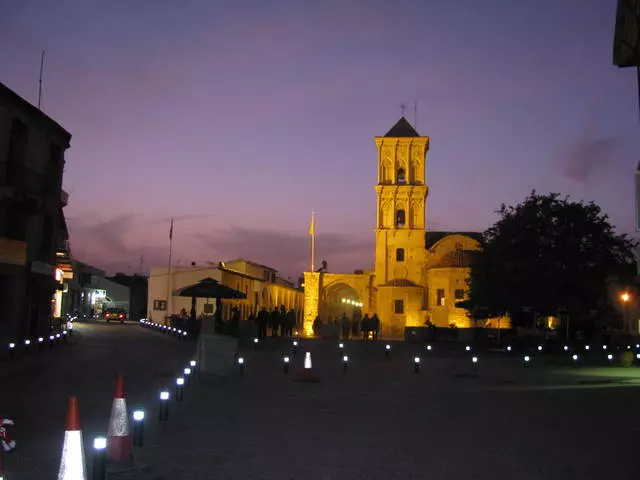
[303,117,487,338]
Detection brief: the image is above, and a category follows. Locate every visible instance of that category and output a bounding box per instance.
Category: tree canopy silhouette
[466,192,637,325]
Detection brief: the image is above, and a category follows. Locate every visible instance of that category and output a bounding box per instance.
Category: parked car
[103,308,127,323]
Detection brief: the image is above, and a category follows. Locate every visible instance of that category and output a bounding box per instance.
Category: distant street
[0,321,195,479]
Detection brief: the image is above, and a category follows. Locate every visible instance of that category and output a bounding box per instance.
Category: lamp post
[175,377,184,402]
[620,291,631,334]
[159,391,170,422]
[132,410,145,447]
[283,356,290,374]
[93,436,107,480]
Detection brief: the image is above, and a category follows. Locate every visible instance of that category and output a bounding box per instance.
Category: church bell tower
[374,117,429,285]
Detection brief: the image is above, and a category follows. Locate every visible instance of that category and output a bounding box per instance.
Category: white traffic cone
[295,352,321,383]
[107,374,133,465]
[58,396,87,480]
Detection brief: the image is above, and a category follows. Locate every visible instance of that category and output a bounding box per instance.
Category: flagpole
[166,218,174,324]
[310,211,315,272]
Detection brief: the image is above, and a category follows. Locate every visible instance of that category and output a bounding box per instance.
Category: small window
[396,209,406,227]
[454,289,465,300]
[396,248,405,262]
[394,299,404,314]
[397,168,406,184]
[437,289,445,306]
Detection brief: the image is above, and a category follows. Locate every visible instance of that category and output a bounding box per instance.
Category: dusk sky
[1,0,639,280]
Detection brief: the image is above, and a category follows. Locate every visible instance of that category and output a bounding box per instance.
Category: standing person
[286,309,296,336]
[257,307,269,339]
[229,306,240,337]
[279,306,287,336]
[313,316,323,337]
[270,307,280,337]
[372,314,381,340]
[361,314,371,340]
[340,312,350,340]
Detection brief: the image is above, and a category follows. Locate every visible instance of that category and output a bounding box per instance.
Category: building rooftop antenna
[38,50,45,110]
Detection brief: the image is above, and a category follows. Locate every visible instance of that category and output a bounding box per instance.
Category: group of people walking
[313,312,381,340]
[250,306,299,339]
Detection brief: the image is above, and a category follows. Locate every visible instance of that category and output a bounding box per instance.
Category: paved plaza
[138,337,640,480]
[3,325,640,479]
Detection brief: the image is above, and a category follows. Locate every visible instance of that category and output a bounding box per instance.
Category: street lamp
[620,291,631,333]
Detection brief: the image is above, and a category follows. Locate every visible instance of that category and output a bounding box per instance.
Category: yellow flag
[308,211,315,236]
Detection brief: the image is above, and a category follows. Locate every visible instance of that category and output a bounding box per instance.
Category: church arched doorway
[322,282,362,324]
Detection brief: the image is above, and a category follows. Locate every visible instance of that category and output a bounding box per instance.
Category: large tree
[467,192,637,326]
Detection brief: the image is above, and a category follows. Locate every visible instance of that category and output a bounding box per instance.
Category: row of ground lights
[140,319,189,339]
[6,330,70,360]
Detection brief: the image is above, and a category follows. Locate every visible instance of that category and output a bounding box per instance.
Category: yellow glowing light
[621,292,631,303]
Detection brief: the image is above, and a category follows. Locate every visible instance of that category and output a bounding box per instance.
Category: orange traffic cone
[107,374,133,465]
[58,396,87,479]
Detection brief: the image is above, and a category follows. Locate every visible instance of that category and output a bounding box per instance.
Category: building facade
[60,261,131,317]
[303,117,507,338]
[147,258,304,325]
[0,82,72,342]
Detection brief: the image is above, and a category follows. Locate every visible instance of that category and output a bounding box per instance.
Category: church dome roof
[425,231,483,249]
[433,250,476,268]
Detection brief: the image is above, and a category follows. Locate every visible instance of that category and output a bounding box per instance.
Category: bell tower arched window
[396,209,406,227]
[397,168,406,184]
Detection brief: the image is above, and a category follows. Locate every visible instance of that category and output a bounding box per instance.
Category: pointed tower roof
[384,116,420,137]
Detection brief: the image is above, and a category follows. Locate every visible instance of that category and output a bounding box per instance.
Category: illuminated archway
[322,282,362,322]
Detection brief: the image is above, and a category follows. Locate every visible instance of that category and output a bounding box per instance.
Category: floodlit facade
[304,117,508,338]
[147,258,304,325]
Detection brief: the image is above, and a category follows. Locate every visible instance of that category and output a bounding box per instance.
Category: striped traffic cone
[107,374,133,465]
[58,396,87,480]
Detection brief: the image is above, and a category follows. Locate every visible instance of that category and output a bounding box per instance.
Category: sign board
[93,289,106,299]
[153,299,167,311]
[0,237,27,266]
[613,0,640,67]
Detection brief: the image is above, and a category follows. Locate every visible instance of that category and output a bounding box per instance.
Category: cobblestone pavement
[134,338,640,480]
[0,321,194,479]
